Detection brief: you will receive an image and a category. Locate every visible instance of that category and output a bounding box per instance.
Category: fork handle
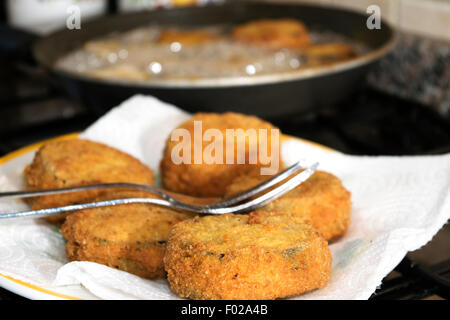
[0,198,176,219]
[0,183,162,199]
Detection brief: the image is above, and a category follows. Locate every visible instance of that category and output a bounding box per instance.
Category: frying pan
[33,3,397,118]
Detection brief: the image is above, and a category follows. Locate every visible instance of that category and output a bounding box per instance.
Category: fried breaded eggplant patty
[165,212,331,300]
[232,19,310,49]
[303,43,357,64]
[160,112,281,197]
[24,139,154,224]
[87,64,150,81]
[158,29,221,45]
[225,170,351,241]
[61,204,194,279]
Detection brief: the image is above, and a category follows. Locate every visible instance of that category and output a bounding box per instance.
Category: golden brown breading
[87,65,150,81]
[225,170,351,241]
[24,139,154,224]
[304,43,357,64]
[232,19,310,50]
[160,112,281,197]
[158,29,220,45]
[165,213,331,300]
[61,203,194,279]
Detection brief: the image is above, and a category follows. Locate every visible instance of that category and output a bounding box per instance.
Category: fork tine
[210,160,305,208]
[206,162,319,214]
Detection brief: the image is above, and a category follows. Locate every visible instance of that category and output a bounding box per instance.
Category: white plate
[0,133,97,300]
[0,273,98,300]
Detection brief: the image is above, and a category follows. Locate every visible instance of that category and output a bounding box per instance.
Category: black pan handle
[0,24,39,63]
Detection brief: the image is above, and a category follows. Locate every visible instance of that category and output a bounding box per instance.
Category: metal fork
[0,161,318,219]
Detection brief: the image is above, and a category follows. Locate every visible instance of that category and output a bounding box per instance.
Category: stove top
[272,89,450,156]
[0,57,449,300]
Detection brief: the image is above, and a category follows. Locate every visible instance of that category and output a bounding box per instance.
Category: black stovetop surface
[0,58,449,300]
[2,52,450,156]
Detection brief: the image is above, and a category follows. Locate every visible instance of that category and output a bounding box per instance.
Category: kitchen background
[0,0,449,300]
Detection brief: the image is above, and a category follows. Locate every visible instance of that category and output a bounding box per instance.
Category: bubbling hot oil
[56,25,366,83]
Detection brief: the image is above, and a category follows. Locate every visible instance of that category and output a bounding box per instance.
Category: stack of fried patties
[24,112,351,300]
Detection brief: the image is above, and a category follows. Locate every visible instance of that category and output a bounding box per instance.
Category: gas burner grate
[273,88,450,156]
[371,257,450,300]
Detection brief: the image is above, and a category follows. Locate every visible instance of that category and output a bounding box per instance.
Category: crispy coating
[87,65,150,81]
[232,19,310,50]
[61,204,194,279]
[158,29,221,45]
[24,139,154,224]
[165,213,331,300]
[304,43,357,64]
[225,170,351,241]
[160,112,281,197]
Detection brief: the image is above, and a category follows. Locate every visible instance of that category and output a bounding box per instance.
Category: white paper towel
[0,95,449,300]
